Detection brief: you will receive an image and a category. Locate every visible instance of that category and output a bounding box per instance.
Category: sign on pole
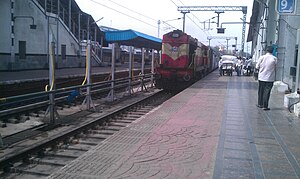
[276,0,296,14]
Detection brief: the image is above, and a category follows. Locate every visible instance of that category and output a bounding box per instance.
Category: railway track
[0,90,176,178]
[0,70,152,123]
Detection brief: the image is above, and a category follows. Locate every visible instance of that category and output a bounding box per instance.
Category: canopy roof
[105,29,162,50]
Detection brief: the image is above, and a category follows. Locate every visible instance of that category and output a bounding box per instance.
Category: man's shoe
[263,108,270,111]
[256,104,263,108]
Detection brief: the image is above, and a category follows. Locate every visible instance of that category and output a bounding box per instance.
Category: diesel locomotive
[155,30,219,90]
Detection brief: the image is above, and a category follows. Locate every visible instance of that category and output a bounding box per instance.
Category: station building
[248,0,300,90]
[0,0,104,71]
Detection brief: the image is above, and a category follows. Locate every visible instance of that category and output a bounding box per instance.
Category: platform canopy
[105,29,162,50]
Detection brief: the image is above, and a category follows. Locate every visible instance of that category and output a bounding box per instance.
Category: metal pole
[86,17,91,109]
[10,0,15,70]
[56,15,59,69]
[49,33,55,123]
[129,46,133,94]
[100,36,103,62]
[295,29,300,92]
[141,48,145,91]
[183,12,186,33]
[78,13,81,48]
[94,25,97,53]
[157,20,160,38]
[226,38,229,54]
[151,49,155,88]
[68,0,71,29]
[111,43,115,101]
[241,12,247,57]
[235,37,237,53]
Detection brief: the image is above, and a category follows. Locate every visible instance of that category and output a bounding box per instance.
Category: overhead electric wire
[106,0,157,23]
[112,0,182,33]
[89,0,157,29]
[170,0,210,38]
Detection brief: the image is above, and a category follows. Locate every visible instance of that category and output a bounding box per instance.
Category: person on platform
[256,46,277,110]
[245,57,253,76]
[218,57,223,76]
[236,57,243,76]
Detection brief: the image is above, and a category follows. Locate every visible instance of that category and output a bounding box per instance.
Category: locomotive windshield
[171,32,180,38]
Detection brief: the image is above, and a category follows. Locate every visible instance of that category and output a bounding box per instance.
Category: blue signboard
[277,0,295,14]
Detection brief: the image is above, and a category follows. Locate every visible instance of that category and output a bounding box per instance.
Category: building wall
[251,0,300,91]
[280,15,300,90]
[0,0,11,53]
[0,0,84,71]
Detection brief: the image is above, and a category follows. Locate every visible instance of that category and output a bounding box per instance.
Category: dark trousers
[258,80,273,108]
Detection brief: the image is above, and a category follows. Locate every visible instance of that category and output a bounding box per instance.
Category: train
[154,30,220,90]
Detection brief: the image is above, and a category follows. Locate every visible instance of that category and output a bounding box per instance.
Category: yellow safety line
[81,46,88,85]
[45,44,55,91]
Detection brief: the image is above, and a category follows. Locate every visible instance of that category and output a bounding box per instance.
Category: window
[61,44,66,60]
[19,41,26,59]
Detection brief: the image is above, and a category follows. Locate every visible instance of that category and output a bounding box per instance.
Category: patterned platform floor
[49,71,300,179]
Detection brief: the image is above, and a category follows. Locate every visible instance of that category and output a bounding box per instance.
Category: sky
[75,0,253,52]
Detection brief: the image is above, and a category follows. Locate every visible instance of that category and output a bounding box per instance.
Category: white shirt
[218,60,223,68]
[236,59,243,67]
[256,53,277,82]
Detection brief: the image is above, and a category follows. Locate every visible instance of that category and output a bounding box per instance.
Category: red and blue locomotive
[155,30,218,90]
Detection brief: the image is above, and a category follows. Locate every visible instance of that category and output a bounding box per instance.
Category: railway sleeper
[133,109,153,113]
[111,119,133,124]
[45,150,83,159]
[66,144,92,151]
[29,157,67,166]
[108,122,128,127]
[114,116,137,121]
[123,114,142,118]
[86,133,111,139]
[12,164,57,176]
[103,125,123,131]
[77,140,99,146]
[127,111,148,115]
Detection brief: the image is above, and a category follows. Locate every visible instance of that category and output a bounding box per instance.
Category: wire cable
[170,0,210,38]
[106,0,157,23]
[89,0,157,29]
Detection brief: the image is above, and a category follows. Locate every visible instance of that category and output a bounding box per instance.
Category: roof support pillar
[107,43,116,101]
[125,46,134,95]
[151,49,155,88]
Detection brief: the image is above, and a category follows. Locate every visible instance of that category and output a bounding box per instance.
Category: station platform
[48,71,300,178]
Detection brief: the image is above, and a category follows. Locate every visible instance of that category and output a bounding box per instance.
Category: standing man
[218,57,223,76]
[256,46,277,110]
[236,57,243,76]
